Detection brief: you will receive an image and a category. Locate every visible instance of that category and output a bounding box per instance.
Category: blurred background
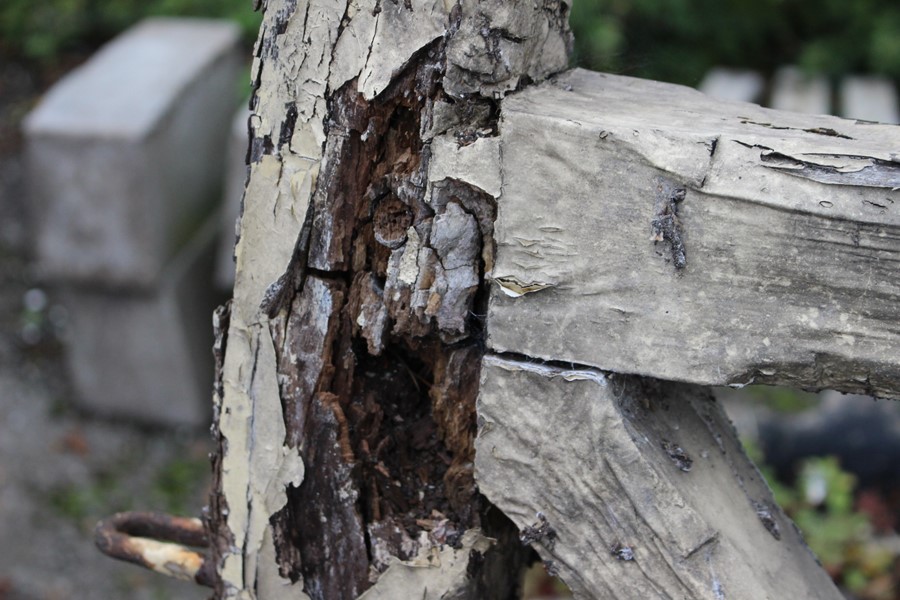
[0,1,898,599]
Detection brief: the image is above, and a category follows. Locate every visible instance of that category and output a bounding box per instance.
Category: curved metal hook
[95,511,214,587]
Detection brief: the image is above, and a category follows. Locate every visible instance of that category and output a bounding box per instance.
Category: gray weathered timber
[488,68,900,399]
[475,355,841,600]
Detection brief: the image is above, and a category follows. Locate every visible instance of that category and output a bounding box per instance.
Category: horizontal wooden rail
[486,68,900,398]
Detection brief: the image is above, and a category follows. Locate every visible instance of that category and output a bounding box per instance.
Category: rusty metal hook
[95,511,214,587]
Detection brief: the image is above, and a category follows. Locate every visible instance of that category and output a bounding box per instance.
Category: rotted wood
[208,0,896,599]
[209,0,570,598]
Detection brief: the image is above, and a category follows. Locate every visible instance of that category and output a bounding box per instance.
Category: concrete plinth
[24,18,241,289]
[60,217,222,428]
[769,66,830,115]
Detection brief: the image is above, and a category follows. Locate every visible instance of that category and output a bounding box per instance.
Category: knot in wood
[373,194,413,249]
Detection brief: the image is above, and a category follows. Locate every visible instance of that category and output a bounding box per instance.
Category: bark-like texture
[209,0,571,598]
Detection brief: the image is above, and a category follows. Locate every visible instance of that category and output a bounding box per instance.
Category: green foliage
[745,385,821,413]
[570,0,900,85]
[0,0,262,65]
[744,441,896,596]
[48,471,131,527]
[151,455,209,515]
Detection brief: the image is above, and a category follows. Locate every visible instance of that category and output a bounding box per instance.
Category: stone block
[769,66,830,115]
[24,18,241,289]
[839,75,899,124]
[60,216,222,428]
[698,68,765,104]
[214,106,250,291]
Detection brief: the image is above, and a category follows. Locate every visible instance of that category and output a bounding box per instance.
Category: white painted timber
[61,215,221,428]
[840,75,900,124]
[698,68,765,104]
[488,69,900,399]
[24,18,241,289]
[215,106,250,290]
[769,65,831,115]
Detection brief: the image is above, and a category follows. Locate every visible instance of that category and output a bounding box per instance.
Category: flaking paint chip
[494,276,555,298]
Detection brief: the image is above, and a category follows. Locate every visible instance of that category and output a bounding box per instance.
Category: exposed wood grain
[475,355,842,600]
[488,68,900,398]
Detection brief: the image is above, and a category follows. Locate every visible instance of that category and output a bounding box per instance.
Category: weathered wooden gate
[98,1,900,598]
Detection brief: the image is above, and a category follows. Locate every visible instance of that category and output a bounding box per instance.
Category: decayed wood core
[252,43,523,598]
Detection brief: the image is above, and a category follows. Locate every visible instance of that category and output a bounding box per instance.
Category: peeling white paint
[429,134,502,197]
[483,353,607,386]
[358,0,448,100]
[219,143,317,600]
[493,275,555,297]
[328,0,378,93]
[397,227,421,285]
[358,529,493,599]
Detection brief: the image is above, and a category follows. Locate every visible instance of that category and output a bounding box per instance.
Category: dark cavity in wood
[260,41,523,598]
[650,176,687,269]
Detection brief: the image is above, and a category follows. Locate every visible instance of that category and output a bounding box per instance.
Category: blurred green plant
[0,0,262,65]
[151,454,209,515]
[745,385,821,413]
[48,471,131,527]
[570,0,900,85]
[745,441,897,598]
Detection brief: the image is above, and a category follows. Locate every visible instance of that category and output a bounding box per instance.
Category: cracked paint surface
[213,0,571,597]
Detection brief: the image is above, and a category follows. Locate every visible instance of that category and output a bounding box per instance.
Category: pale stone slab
[487,69,900,398]
[61,216,221,428]
[769,66,830,115]
[698,67,765,104]
[24,18,241,289]
[839,75,899,124]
